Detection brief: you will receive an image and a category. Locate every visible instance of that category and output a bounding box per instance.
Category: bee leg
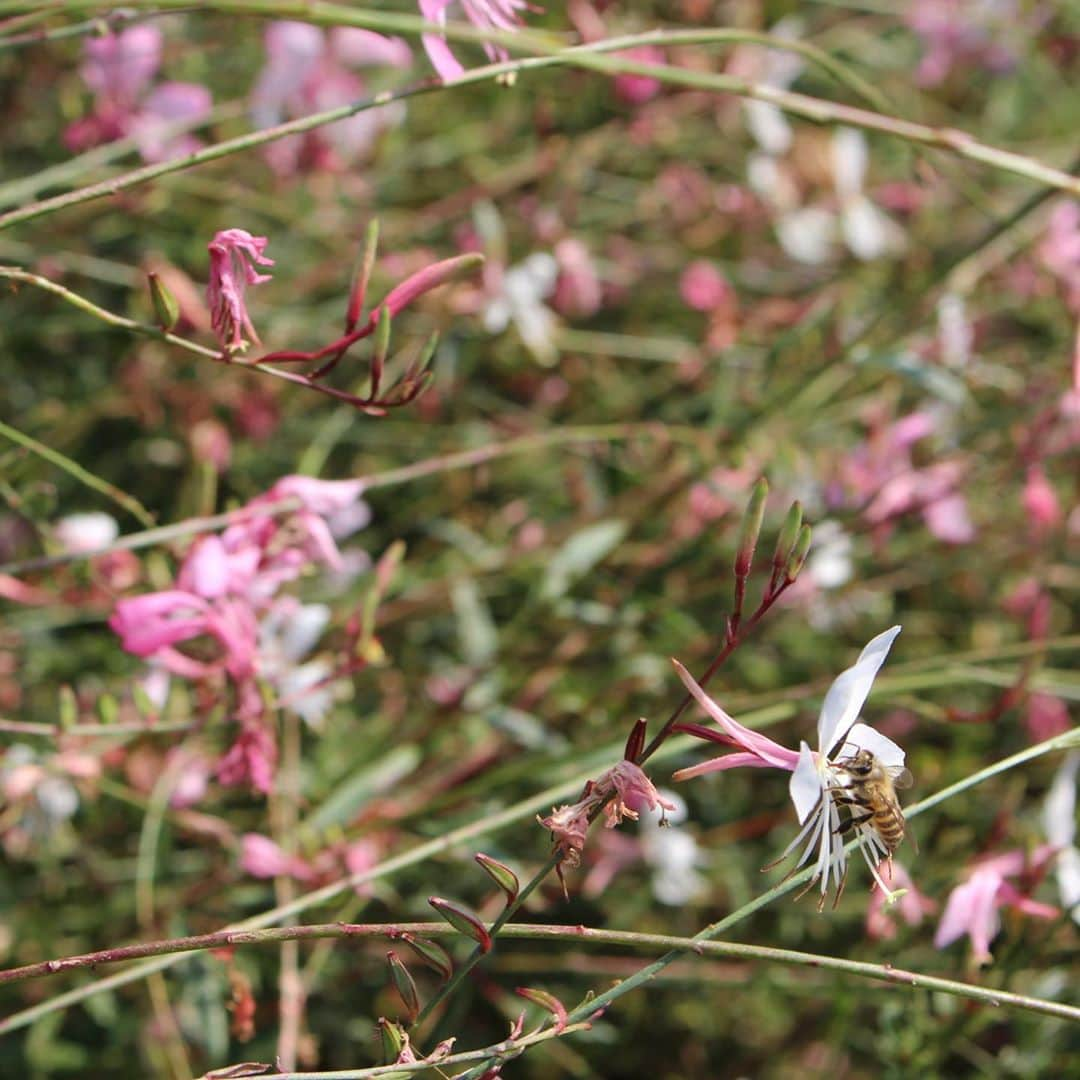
[831,867,848,910]
[835,809,874,836]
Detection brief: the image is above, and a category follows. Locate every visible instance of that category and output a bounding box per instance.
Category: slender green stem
[0,416,155,528]
[0,22,1075,236]
[4,922,1076,1024]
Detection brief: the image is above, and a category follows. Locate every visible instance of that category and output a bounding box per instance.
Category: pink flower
[602,761,677,829]
[679,261,732,313]
[64,26,212,162]
[1022,465,1062,535]
[1038,201,1080,313]
[419,0,529,81]
[866,861,935,940]
[906,0,1017,87]
[240,833,315,880]
[552,238,602,319]
[251,22,411,176]
[207,229,274,354]
[1025,693,1070,744]
[110,474,370,793]
[613,46,664,105]
[218,720,277,793]
[934,846,1059,964]
[539,761,673,871]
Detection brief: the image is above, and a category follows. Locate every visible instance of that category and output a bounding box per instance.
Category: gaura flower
[539,760,675,884]
[865,861,935,940]
[934,846,1059,965]
[419,0,530,82]
[674,626,907,906]
[207,229,275,354]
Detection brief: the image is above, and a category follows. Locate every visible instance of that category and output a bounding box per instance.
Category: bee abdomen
[872,812,905,851]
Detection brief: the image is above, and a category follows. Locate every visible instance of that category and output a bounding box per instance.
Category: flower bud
[515,987,568,1032]
[623,717,647,764]
[346,219,380,332]
[428,896,492,952]
[785,524,813,582]
[772,501,803,570]
[386,951,419,1021]
[148,271,180,331]
[734,477,768,578]
[474,853,520,905]
[401,933,453,982]
[377,1016,407,1062]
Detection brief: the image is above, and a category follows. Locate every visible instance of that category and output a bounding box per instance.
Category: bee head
[840,747,874,777]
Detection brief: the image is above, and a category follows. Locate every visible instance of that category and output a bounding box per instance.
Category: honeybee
[830,748,914,856]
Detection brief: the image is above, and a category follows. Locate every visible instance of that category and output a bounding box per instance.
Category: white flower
[779,625,905,905]
[639,791,708,906]
[483,253,559,365]
[1042,751,1080,925]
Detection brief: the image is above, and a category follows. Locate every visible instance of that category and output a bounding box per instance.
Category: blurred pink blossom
[419,0,529,81]
[64,26,212,162]
[612,46,664,105]
[839,413,974,545]
[906,0,1017,87]
[679,261,730,312]
[110,475,369,793]
[241,833,315,881]
[251,22,411,176]
[934,846,1059,965]
[207,229,274,354]
[1022,465,1062,536]
[552,238,602,318]
[865,861,936,940]
[1025,693,1070,744]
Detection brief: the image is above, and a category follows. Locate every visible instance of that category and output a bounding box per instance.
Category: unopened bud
[386,951,419,1021]
[772,501,803,570]
[346,219,380,332]
[735,477,768,578]
[623,717,647,764]
[785,524,812,582]
[377,1017,406,1062]
[59,685,78,729]
[148,272,180,331]
[474,853,520,905]
[401,933,453,982]
[429,896,492,952]
[515,987,568,1032]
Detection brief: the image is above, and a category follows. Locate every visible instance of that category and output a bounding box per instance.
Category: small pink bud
[680,260,732,312]
[428,896,492,952]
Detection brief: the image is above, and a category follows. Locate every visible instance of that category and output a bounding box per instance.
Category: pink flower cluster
[539,760,675,877]
[110,475,369,793]
[250,22,412,176]
[64,26,212,162]
[934,846,1059,964]
[419,0,530,82]
[832,410,974,545]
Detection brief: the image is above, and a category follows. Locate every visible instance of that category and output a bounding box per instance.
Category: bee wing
[890,767,914,790]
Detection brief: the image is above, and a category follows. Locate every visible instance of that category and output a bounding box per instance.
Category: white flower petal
[832,126,867,199]
[843,722,906,770]
[776,207,837,265]
[1042,750,1078,848]
[841,196,905,261]
[744,100,792,155]
[817,626,902,757]
[790,740,825,824]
